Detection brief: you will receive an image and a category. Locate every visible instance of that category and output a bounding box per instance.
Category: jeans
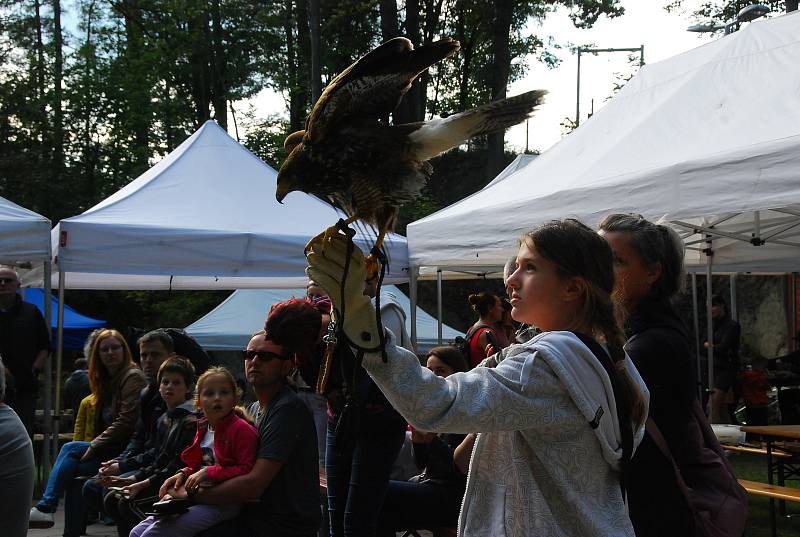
[36,440,101,537]
[325,422,405,537]
[130,504,241,537]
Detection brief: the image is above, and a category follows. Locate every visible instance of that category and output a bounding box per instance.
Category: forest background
[0,0,794,356]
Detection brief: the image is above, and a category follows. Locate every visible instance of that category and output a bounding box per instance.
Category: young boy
[104,356,197,537]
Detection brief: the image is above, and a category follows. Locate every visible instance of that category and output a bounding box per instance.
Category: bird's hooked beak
[275,174,296,204]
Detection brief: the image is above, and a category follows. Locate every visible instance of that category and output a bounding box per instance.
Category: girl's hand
[122,480,149,500]
[184,468,206,493]
[159,472,186,499]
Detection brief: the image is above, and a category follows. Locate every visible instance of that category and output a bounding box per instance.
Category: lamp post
[687,3,770,34]
[575,45,644,127]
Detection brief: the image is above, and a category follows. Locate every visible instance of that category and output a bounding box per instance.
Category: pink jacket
[180,410,258,483]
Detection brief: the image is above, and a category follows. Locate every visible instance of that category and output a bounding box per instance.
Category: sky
[245,1,726,153]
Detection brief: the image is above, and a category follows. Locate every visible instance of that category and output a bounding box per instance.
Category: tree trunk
[394,0,421,124]
[284,0,302,131]
[379,0,399,40]
[295,0,311,124]
[485,0,514,179]
[788,0,798,12]
[122,0,151,165]
[308,0,322,104]
[52,0,64,208]
[210,0,227,129]
[188,5,212,127]
[33,0,47,144]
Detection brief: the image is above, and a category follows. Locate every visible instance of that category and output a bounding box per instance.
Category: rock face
[735,275,790,361]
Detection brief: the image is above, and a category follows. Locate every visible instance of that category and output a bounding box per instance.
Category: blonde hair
[194,367,253,425]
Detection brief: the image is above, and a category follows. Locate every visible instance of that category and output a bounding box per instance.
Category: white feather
[408,111,480,161]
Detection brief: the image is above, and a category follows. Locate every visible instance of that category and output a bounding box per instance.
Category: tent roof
[0,195,51,265]
[23,288,105,330]
[408,12,800,274]
[53,121,408,289]
[185,286,463,353]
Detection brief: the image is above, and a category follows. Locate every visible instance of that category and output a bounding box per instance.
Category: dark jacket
[711,315,740,371]
[132,400,197,488]
[624,296,697,536]
[91,367,147,459]
[63,369,91,416]
[411,432,466,490]
[116,385,166,473]
[0,295,50,392]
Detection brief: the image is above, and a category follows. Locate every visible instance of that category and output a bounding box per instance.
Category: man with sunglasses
[0,266,50,436]
[190,299,321,537]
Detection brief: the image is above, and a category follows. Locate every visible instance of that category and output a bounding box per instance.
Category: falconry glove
[306,231,383,352]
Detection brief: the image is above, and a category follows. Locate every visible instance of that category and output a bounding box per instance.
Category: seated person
[131,367,258,537]
[83,329,174,517]
[377,347,469,536]
[0,357,35,537]
[190,299,322,537]
[105,357,197,536]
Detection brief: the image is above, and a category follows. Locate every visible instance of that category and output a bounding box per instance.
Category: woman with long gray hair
[599,213,696,536]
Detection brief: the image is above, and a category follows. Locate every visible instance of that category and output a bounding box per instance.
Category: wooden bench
[740,479,800,537]
[740,479,800,503]
[33,432,74,443]
[722,443,794,459]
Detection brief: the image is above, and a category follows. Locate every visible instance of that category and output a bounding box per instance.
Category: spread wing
[303,37,459,145]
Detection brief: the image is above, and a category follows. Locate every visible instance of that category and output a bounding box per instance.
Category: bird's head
[276,144,309,203]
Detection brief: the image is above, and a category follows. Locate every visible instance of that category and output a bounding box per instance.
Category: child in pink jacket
[130,367,257,537]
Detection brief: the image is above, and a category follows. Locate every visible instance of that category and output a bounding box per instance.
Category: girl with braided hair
[599,213,697,536]
[306,218,649,537]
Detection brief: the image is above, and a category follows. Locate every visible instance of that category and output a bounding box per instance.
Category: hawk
[276,36,546,257]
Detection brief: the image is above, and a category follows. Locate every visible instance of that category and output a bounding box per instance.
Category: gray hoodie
[364,330,649,537]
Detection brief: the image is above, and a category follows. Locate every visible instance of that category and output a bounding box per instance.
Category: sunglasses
[243,349,291,362]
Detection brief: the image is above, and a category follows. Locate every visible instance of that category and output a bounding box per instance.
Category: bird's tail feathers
[410,90,546,161]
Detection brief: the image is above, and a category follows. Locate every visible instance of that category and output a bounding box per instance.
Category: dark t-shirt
[244,386,320,537]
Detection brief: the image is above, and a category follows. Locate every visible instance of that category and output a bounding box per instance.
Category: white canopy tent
[51,120,408,289]
[185,285,463,354]
[407,12,800,393]
[0,195,55,474]
[0,195,51,266]
[408,12,800,275]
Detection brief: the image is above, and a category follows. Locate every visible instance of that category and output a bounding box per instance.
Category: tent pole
[52,269,65,463]
[41,261,53,484]
[409,266,418,350]
[705,238,715,418]
[729,274,738,321]
[436,268,443,345]
[691,272,702,400]
[792,273,798,352]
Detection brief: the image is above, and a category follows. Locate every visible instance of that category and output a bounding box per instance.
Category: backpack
[626,336,747,537]
[454,324,500,367]
[645,402,748,537]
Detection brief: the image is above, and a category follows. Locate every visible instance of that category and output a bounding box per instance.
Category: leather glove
[306,229,383,351]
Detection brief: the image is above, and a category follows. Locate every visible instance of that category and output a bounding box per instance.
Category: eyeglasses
[99,344,123,354]
[243,349,291,362]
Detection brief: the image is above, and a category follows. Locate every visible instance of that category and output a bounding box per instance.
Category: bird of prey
[276,36,546,257]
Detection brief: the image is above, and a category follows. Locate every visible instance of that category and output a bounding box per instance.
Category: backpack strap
[572,332,634,501]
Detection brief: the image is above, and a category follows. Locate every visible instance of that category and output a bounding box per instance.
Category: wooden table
[741,425,800,537]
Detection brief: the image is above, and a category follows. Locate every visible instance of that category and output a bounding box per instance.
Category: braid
[595,297,647,429]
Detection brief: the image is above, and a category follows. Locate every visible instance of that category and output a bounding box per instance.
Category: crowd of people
[0,213,776,537]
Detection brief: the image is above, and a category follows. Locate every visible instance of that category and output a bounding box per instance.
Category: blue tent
[22,289,106,350]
